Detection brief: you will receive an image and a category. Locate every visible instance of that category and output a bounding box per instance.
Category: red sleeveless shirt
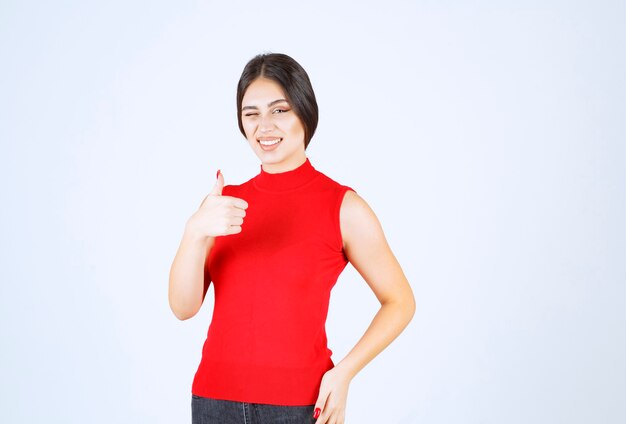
[191,159,353,405]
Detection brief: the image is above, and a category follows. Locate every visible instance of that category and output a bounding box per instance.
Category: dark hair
[237,53,319,149]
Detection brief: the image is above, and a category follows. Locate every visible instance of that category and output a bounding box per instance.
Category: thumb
[210,169,224,196]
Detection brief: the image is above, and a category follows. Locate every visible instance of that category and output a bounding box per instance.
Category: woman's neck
[261,155,307,174]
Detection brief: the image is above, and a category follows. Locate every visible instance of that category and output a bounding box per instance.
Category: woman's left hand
[313,366,352,424]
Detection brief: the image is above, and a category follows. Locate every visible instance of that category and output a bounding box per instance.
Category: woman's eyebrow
[268,98,289,107]
[242,98,289,111]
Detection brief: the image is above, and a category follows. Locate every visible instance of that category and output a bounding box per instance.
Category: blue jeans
[192,395,317,424]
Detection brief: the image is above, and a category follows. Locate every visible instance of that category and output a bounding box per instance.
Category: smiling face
[240,77,307,174]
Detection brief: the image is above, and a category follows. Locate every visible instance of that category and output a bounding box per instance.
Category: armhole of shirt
[204,247,212,287]
[334,185,356,254]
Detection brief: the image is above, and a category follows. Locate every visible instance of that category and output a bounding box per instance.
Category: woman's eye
[273,108,289,114]
[244,113,259,117]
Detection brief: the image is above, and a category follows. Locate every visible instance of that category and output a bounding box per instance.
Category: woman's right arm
[168,171,248,320]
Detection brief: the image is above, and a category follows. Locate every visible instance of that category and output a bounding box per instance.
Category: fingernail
[216,169,221,179]
[313,408,321,419]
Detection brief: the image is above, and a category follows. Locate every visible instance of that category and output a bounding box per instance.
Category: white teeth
[259,138,281,146]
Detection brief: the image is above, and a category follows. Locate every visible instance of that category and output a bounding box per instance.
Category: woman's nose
[259,114,274,132]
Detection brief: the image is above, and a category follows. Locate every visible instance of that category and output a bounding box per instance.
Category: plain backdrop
[1,1,625,423]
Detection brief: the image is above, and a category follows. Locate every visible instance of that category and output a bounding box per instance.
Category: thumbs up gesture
[186,170,249,239]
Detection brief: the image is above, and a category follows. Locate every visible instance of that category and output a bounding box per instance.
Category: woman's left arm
[314,190,416,424]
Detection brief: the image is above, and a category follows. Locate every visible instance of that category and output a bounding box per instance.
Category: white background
[1,1,625,423]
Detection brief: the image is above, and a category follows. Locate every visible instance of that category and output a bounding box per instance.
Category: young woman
[169,53,415,424]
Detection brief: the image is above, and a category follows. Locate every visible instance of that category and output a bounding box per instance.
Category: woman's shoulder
[339,189,368,214]
[312,166,355,193]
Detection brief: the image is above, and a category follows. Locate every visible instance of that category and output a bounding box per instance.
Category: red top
[191,159,354,405]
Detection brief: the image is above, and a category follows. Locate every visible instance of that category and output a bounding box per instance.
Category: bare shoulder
[340,190,375,219]
[340,190,385,251]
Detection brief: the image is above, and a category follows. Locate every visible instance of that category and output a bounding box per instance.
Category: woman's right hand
[185,170,249,239]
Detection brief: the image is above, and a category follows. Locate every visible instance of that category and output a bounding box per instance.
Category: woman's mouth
[258,138,282,151]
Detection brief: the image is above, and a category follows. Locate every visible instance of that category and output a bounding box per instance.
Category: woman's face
[240,77,306,173]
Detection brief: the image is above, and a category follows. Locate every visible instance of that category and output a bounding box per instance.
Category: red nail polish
[313,408,321,419]
[216,169,221,179]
